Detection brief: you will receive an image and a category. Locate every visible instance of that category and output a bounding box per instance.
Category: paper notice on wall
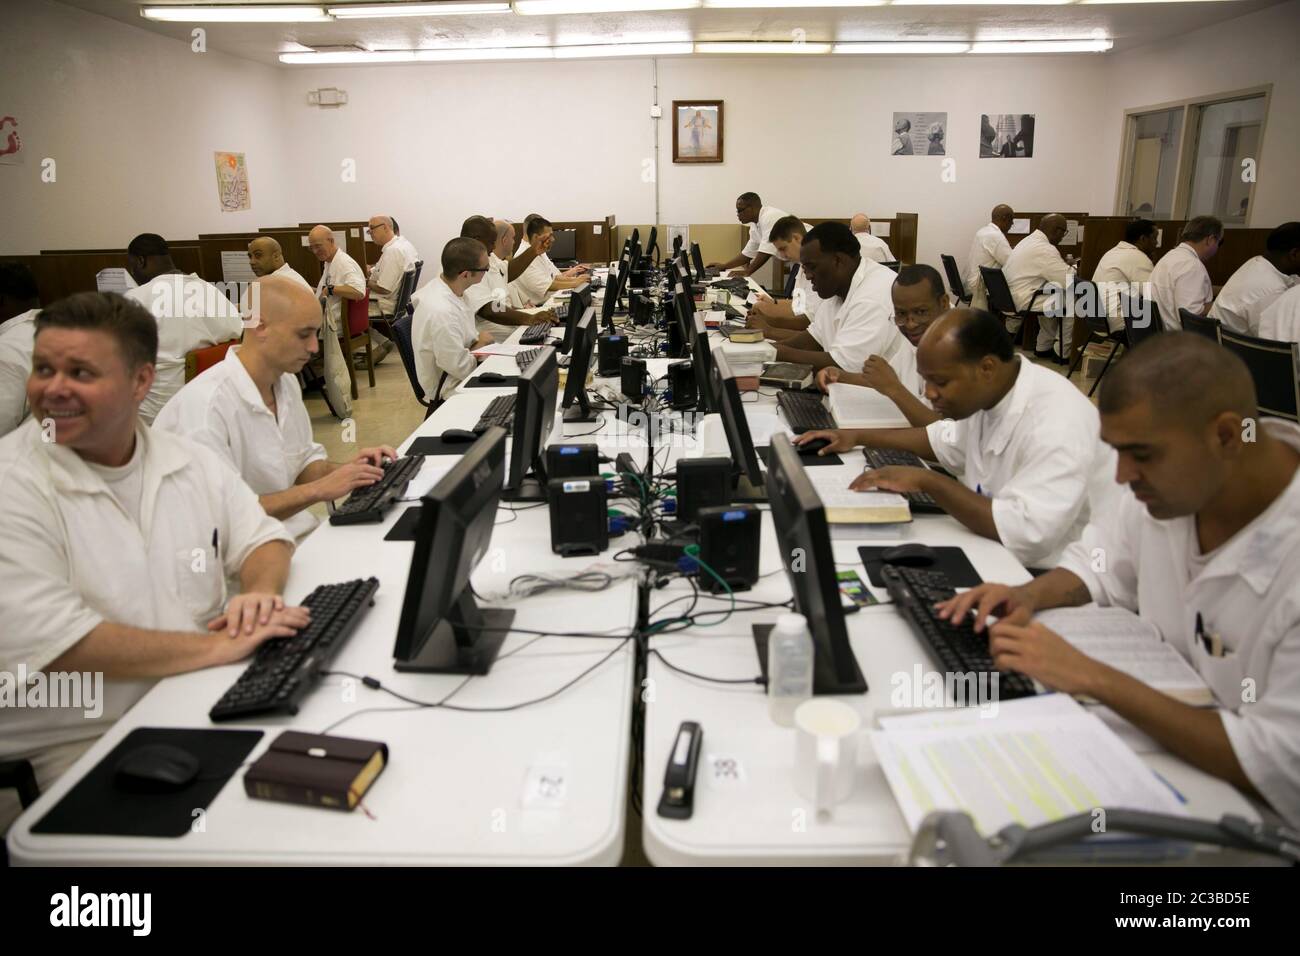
[332,230,347,249]
[593,224,602,236]
[873,221,891,238]
[1009,218,1031,235]
[1063,220,1081,246]
[220,251,257,285]
[669,224,689,253]
[96,268,136,294]
[350,228,360,239]
[214,151,250,213]
[1156,228,1164,245]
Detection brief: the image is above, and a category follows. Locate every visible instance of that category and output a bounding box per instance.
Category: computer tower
[620,357,647,401]
[597,333,629,377]
[547,477,609,556]
[675,457,732,522]
[545,443,599,480]
[696,505,761,593]
[668,360,697,410]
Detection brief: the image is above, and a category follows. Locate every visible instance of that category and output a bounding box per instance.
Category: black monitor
[645,226,658,263]
[393,427,515,675]
[557,281,591,354]
[502,347,559,503]
[710,349,765,502]
[691,312,716,415]
[628,239,643,279]
[562,307,599,423]
[548,228,577,263]
[691,242,707,279]
[758,434,867,694]
[601,250,631,330]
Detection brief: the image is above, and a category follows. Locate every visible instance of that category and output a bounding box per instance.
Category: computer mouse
[113,744,200,792]
[880,543,938,568]
[798,437,832,456]
[476,372,510,384]
[440,428,479,443]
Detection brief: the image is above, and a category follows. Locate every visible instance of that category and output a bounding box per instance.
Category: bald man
[462,215,556,342]
[937,335,1300,827]
[964,204,1015,311]
[154,276,396,540]
[247,237,311,291]
[308,225,365,345]
[1002,213,1073,362]
[850,214,893,263]
[797,308,1109,569]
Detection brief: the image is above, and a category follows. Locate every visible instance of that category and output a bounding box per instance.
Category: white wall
[0,0,293,254]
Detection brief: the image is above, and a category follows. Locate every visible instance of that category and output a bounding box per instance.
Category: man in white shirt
[1208,221,1300,334]
[462,216,556,341]
[747,215,819,332]
[1092,219,1158,332]
[817,263,949,427]
[308,224,366,340]
[1002,214,1072,362]
[964,204,1015,311]
[363,214,419,363]
[1259,282,1300,344]
[507,216,588,308]
[155,277,397,541]
[122,233,244,425]
[708,192,789,279]
[0,291,301,831]
[246,236,311,291]
[938,334,1300,827]
[1149,215,1222,331]
[412,238,494,403]
[510,213,588,284]
[798,308,1108,569]
[766,222,904,373]
[850,213,893,263]
[0,260,41,436]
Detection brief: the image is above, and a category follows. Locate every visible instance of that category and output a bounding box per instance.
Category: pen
[212,527,220,562]
[1152,770,1187,805]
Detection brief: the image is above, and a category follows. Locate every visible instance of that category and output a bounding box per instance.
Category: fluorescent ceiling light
[704,0,882,7]
[280,50,417,63]
[554,42,693,58]
[416,46,556,61]
[513,0,700,14]
[971,39,1113,53]
[695,41,832,54]
[141,5,329,21]
[328,2,511,16]
[833,42,971,54]
[893,0,1070,5]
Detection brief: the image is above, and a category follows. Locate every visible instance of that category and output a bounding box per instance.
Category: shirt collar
[979,356,1030,456]
[222,346,282,414]
[43,421,188,497]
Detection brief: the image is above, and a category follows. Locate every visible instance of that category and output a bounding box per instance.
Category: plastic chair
[981,264,1050,353]
[1063,279,1125,397]
[1120,293,1163,350]
[184,338,240,382]
[1179,308,1222,343]
[941,254,971,305]
[1218,328,1300,422]
[373,266,418,339]
[392,310,435,419]
[343,296,374,399]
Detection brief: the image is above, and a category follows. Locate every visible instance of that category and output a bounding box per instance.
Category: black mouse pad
[756,445,843,467]
[406,436,473,457]
[857,546,982,589]
[464,375,519,388]
[384,505,423,541]
[32,727,262,838]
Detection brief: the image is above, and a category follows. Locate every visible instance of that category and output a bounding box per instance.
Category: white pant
[1036,315,1075,356]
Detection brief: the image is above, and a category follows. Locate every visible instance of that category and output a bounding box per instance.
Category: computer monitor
[691,312,716,415]
[601,250,631,330]
[393,427,515,675]
[710,349,766,502]
[645,226,658,263]
[562,307,599,424]
[548,228,577,263]
[691,242,707,279]
[758,434,868,694]
[502,347,559,503]
[557,281,591,354]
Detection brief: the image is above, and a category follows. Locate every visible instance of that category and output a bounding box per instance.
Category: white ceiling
[57,0,1285,65]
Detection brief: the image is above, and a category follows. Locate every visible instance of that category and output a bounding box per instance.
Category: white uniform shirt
[856,232,893,263]
[1259,283,1300,344]
[153,347,327,540]
[0,420,291,766]
[742,205,790,259]
[467,253,516,341]
[124,274,244,425]
[1002,230,1070,312]
[1092,241,1155,332]
[1058,419,1300,827]
[370,236,419,315]
[1149,242,1213,331]
[1209,255,1297,335]
[412,276,478,401]
[789,264,821,323]
[964,223,1013,310]
[807,258,905,373]
[886,337,928,405]
[314,249,365,335]
[509,244,559,309]
[271,261,312,291]
[924,356,1109,568]
[0,308,38,436]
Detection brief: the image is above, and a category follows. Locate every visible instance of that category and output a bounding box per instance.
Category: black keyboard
[329,455,425,525]
[778,390,837,433]
[473,394,516,434]
[209,577,380,721]
[515,347,543,372]
[862,447,944,514]
[880,565,1037,702]
[519,321,551,345]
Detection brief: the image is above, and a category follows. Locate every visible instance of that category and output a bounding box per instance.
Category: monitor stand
[501,475,548,503]
[731,474,768,504]
[395,592,515,676]
[751,624,868,695]
[562,399,601,424]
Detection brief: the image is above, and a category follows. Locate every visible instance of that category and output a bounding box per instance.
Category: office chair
[1179,308,1222,343]
[411,258,424,288]
[1218,328,1300,422]
[392,311,436,419]
[881,260,901,273]
[941,254,972,305]
[1063,279,1125,397]
[1,758,40,867]
[1120,292,1163,349]
[341,296,374,399]
[980,265,1054,355]
[372,266,418,340]
[184,338,239,383]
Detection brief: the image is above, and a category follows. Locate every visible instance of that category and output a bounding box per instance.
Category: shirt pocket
[172,546,227,628]
[1188,637,1249,712]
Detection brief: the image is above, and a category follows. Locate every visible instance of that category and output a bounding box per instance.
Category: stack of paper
[718,338,777,378]
[828,383,910,429]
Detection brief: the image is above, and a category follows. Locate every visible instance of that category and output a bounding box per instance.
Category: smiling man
[0,291,302,833]
[936,334,1300,827]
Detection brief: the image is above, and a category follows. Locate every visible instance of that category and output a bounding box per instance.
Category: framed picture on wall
[980,113,1036,158]
[673,100,724,164]
[892,112,947,156]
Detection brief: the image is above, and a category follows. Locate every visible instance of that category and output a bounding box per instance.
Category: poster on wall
[891,112,947,156]
[673,100,723,163]
[980,114,1036,158]
[0,114,23,165]
[214,150,251,211]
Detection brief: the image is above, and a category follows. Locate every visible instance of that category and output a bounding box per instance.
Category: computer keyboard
[880,565,1037,702]
[473,394,516,434]
[515,347,543,372]
[862,447,944,513]
[209,577,380,722]
[777,390,837,433]
[329,454,425,525]
[519,321,552,345]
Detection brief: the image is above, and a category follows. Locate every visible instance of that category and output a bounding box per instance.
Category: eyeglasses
[466,267,489,273]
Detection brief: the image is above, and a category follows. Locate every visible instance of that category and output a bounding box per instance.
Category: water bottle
[768,613,813,727]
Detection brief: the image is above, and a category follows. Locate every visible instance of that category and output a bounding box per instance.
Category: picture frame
[673,100,724,164]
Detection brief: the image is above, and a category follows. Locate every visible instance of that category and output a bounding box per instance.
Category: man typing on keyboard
[796,308,1109,570]
[0,292,303,832]
[933,335,1300,827]
[155,276,397,540]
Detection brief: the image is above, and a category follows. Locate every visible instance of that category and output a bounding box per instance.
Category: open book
[808,468,910,524]
[828,383,910,429]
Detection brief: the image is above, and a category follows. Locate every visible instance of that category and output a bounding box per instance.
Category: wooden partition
[14,242,203,305]
[1079,217,1274,286]
[1007,212,1090,256]
[259,227,324,286]
[512,216,617,264]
